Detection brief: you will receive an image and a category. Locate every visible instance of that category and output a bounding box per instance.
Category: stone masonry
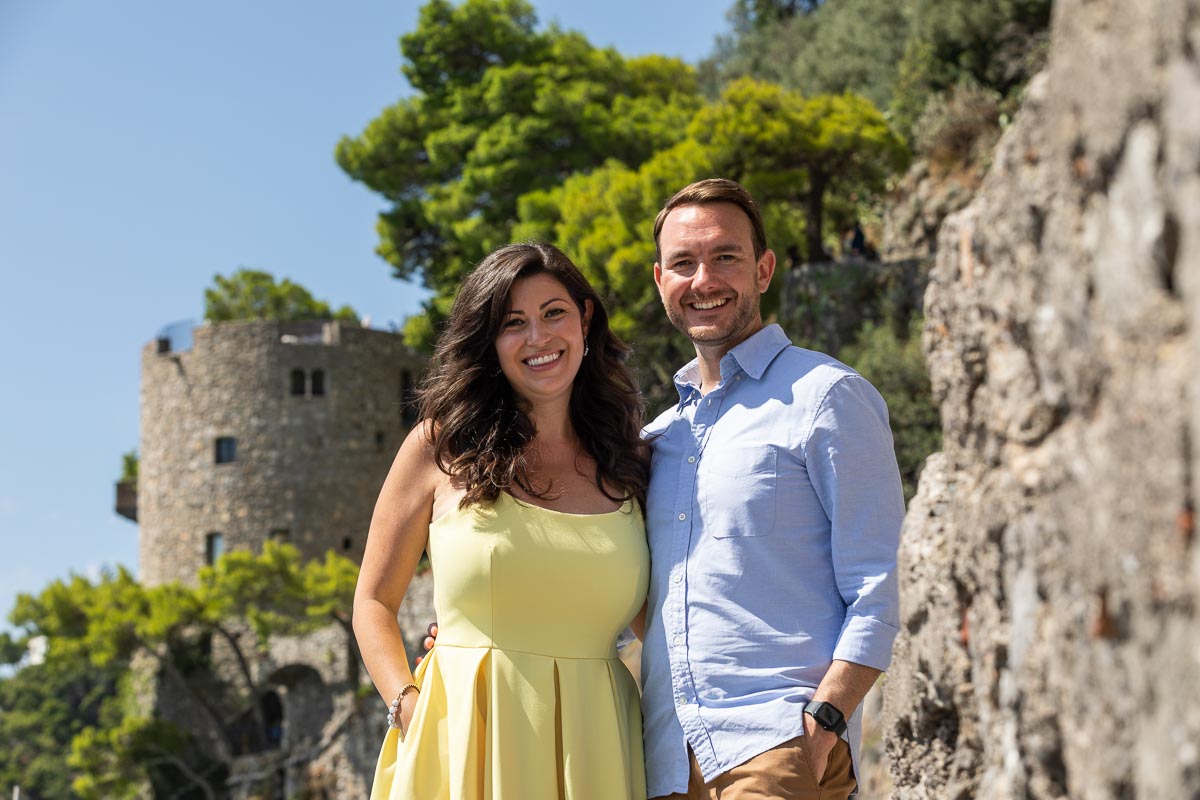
[884,1,1200,797]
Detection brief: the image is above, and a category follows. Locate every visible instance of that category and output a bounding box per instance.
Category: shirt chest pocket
[700,445,777,538]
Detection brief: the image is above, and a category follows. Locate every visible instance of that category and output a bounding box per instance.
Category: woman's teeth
[525,352,561,366]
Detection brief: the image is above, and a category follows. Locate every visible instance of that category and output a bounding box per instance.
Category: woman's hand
[399,689,420,736]
[415,622,438,666]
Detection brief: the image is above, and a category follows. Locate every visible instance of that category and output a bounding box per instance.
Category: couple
[353,179,904,800]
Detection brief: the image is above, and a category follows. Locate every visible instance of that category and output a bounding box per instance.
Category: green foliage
[337,0,703,349]
[731,0,822,31]
[890,0,1051,136]
[119,449,138,483]
[68,687,225,800]
[0,650,121,799]
[786,0,909,110]
[841,315,941,499]
[694,78,909,262]
[399,0,541,101]
[0,630,25,665]
[203,268,359,324]
[703,0,906,110]
[704,0,1051,142]
[2,545,361,798]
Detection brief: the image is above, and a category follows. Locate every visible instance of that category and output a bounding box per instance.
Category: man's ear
[757,249,777,294]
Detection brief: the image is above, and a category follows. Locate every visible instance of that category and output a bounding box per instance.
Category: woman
[353,242,650,800]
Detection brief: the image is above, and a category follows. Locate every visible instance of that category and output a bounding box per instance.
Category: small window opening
[270,529,290,545]
[342,536,352,551]
[375,431,385,452]
[205,532,224,565]
[215,437,237,464]
[290,369,306,396]
[311,369,326,396]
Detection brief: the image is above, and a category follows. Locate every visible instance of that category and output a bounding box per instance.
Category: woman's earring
[584,342,590,357]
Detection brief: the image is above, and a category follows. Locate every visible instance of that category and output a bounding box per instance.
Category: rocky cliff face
[884,2,1200,797]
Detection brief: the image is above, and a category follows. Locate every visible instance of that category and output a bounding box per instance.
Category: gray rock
[884,1,1200,796]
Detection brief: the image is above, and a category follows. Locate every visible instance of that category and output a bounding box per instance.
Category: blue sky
[0,2,734,619]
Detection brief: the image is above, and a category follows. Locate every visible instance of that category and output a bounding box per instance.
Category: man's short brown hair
[653,178,768,262]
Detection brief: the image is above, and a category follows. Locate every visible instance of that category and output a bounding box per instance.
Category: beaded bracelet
[387,683,420,730]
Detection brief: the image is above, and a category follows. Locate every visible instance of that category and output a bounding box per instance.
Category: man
[640,178,903,799]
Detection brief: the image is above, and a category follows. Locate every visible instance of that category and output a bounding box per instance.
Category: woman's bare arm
[353,422,441,728]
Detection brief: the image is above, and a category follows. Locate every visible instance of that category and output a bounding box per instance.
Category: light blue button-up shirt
[640,324,904,798]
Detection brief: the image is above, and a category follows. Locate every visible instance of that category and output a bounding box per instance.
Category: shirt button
[687,455,696,463]
[678,512,686,521]
[673,635,684,646]
[672,572,682,583]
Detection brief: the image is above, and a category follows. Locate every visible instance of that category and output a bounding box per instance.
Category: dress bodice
[429,492,648,659]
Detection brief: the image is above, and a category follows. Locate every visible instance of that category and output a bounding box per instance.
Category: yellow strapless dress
[370,492,649,800]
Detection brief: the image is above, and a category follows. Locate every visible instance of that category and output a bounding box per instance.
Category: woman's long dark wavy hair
[417,242,650,509]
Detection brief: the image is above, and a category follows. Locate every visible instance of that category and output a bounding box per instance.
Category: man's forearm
[812,659,882,718]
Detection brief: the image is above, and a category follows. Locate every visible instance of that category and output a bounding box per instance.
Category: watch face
[807,701,846,734]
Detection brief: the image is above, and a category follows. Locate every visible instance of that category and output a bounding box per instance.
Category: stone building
[123,318,427,798]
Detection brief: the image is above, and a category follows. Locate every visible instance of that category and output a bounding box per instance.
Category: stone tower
[138,319,423,586]
[129,318,425,798]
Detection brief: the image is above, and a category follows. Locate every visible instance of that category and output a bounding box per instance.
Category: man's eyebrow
[664,241,747,260]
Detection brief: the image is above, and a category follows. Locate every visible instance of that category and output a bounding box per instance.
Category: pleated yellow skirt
[370,493,649,800]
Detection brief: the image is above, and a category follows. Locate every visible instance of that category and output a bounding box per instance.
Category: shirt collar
[672,324,792,405]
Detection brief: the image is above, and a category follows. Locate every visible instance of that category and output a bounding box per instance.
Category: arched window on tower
[311,369,326,396]
[290,369,306,396]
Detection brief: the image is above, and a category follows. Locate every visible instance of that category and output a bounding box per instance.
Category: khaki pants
[658,736,857,800]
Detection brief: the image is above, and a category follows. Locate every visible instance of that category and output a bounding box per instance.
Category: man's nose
[692,259,718,288]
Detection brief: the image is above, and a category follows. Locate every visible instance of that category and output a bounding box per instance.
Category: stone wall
[884,1,1200,797]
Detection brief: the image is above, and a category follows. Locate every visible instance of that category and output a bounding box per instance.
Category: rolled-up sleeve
[804,374,905,671]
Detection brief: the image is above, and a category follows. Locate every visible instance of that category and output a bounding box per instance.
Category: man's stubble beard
[665,290,762,349]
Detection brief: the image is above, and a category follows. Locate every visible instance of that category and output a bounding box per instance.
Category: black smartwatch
[803,700,847,736]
